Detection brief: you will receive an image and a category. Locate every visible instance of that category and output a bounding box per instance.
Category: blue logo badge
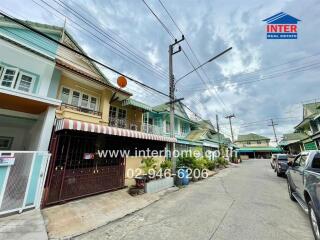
[263,12,301,39]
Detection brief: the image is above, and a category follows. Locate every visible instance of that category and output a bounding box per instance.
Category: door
[291,154,308,198]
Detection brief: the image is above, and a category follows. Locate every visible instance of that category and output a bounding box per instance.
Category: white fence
[0,151,50,216]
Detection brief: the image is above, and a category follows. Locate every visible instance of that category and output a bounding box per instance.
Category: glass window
[81,94,89,108]
[294,155,301,167]
[118,109,126,119]
[166,120,170,133]
[109,106,117,118]
[90,97,97,110]
[247,141,251,145]
[71,91,80,106]
[300,154,308,167]
[61,87,70,103]
[0,68,18,88]
[312,153,320,169]
[257,140,261,144]
[17,73,34,92]
[0,136,13,150]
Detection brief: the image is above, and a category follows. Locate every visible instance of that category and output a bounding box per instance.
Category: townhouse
[235,133,282,159]
[0,17,61,214]
[280,102,320,153]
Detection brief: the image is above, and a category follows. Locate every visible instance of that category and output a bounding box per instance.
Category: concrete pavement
[76,160,314,240]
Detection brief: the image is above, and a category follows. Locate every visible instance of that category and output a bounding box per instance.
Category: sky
[1,0,320,143]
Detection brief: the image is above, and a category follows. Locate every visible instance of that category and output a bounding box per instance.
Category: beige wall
[110,101,143,125]
[236,140,270,147]
[125,156,165,186]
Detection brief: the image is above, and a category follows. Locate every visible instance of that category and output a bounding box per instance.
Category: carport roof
[237,147,282,153]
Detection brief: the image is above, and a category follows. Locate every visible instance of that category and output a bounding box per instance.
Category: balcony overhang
[55,118,176,143]
[0,87,61,114]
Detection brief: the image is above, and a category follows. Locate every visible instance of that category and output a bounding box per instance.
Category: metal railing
[0,151,51,216]
[59,103,102,117]
[108,117,143,131]
[141,123,163,135]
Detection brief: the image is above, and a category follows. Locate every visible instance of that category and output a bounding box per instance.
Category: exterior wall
[124,156,165,186]
[55,74,114,124]
[0,38,56,97]
[111,101,143,126]
[235,140,270,147]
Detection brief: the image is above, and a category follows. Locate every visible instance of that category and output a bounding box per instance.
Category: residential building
[41,24,175,206]
[235,133,281,159]
[279,132,308,154]
[0,17,61,214]
[293,102,320,150]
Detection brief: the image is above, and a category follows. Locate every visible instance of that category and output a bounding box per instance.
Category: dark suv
[275,154,288,177]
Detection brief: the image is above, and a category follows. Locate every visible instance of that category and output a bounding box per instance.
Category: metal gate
[44,133,125,206]
[0,151,51,216]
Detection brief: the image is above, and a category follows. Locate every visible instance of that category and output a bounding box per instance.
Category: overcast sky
[1,0,319,143]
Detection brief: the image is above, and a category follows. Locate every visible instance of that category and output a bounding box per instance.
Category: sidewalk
[42,188,172,239]
[0,210,48,240]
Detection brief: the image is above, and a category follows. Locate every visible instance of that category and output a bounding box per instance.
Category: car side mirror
[287,161,293,167]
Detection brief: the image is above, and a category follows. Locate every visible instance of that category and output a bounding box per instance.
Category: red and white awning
[55,118,176,143]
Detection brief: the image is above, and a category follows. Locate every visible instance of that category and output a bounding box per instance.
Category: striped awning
[55,119,176,143]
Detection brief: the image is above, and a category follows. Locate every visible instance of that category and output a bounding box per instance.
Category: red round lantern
[117,76,127,88]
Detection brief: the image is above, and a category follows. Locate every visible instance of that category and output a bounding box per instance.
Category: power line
[0,10,170,99]
[34,0,169,82]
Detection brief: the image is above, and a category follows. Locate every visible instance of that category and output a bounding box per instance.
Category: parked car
[270,154,277,169]
[275,154,288,177]
[287,151,320,240]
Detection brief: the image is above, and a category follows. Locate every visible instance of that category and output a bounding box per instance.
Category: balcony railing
[142,123,163,135]
[59,103,102,117]
[108,117,143,131]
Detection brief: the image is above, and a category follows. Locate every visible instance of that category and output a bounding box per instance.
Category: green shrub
[141,157,157,174]
[160,160,172,170]
[177,155,196,169]
[206,160,216,170]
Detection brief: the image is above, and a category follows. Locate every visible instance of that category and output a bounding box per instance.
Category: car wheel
[308,200,320,240]
[277,169,281,177]
[287,180,296,201]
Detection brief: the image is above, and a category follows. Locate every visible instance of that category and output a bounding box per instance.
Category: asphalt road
[76,159,314,240]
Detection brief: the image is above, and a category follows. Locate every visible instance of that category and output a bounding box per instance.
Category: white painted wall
[0,39,56,97]
[0,126,28,150]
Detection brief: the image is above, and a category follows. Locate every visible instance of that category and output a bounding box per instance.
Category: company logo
[263,12,301,39]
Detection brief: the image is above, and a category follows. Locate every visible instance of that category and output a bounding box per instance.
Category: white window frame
[59,86,100,111]
[16,71,35,93]
[0,67,19,89]
[0,65,4,79]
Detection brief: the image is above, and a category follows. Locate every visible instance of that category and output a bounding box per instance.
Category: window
[118,109,126,119]
[0,136,13,150]
[247,141,251,145]
[61,87,70,103]
[90,97,97,110]
[81,94,89,108]
[166,120,170,133]
[312,153,320,169]
[257,140,261,144]
[16,73,35,92]
[300,154,308,167]
[109,106,117,119]
[0,67,18,88]
[71,91,80,106]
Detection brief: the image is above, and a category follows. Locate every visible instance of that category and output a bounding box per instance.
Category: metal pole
[169,44,176,172]
[269,119,279,146]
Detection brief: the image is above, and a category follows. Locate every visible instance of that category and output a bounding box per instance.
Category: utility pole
[268,119,279,145]
[225,114,235,142]
[169,35,184,173]
[216,114,220,133]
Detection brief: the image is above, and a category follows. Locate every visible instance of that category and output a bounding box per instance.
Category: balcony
[59,103,102,117]
[108,118,163,135]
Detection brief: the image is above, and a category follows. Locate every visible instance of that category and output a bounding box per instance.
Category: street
[76,160,314,240]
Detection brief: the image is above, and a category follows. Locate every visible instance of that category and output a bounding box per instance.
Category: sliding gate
[43,132,125,206]
[0,151,50,215]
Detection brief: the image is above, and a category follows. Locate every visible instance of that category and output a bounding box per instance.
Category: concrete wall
[236,140,270,147]
[125,156,165,186]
